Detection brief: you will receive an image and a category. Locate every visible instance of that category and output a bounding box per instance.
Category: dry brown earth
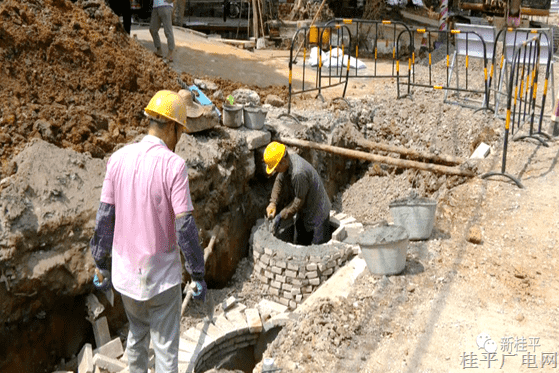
[2,0,559,372]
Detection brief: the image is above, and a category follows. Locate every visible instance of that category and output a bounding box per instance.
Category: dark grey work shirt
[273,153,331,231]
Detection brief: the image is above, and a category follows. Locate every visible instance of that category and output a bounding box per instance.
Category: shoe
[155,48,163,57]
[166,50,174,62]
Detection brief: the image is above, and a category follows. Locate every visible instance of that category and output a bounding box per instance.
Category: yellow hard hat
[144,90,187,127]
[264,142,286,174]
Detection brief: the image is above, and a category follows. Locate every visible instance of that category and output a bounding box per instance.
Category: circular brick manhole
[250,211,361,309]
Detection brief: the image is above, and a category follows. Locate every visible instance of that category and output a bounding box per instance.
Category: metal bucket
[389,198,437,240]
[243,106,268,130]
[358,225,409,276]
[222,103,243,128]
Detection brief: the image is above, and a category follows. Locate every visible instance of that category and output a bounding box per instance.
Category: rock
[265,94,284,107]
[467,226,482,244]
[232,88,260,106]
[33,119,55,142]
[212,90,224,102]
[194,79,218,91]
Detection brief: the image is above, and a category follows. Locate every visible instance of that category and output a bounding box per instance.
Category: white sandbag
[309,46,327,67]
[343,55,367,69]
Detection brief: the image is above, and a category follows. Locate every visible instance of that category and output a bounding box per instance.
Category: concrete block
[78,343,94,373]
[92,354,127,373]
[222,296,237,311]
[245,308,263,333]
[212,315,238,339]
[275,274,286,282]
[306,263,317,271]
[340,216,357,225]
[283,291,293,299]
[92,316,111,349]
[264,270,274,279]
[470,142,491,159]
[278,297,290,306]
[306,271,318,279]
[275,260,287,269]
[287,262,299,271]
[270,280,282,289]
[295,294,303,302]
[257,274,269,283]
[226,303,247,314]
[344,222,364,237]
[260,254,271,265]
[332,213,347,225]
[289,300,297,309]
[244,129,271,150]
[270,266,283,274]
[331,225,347,241]
[263,248,273,255]
[269,312,300,327]
[284,269,297,278]
[256,299,288,317]
[93,338,123,360]
[323,268,334,276]
[224,311,249,334]
[309,278,321,286]
[291,287,301,295]
[269,287,280,296]
[283,283,293,291]
[196,320,225,346]
[179,337,199,354]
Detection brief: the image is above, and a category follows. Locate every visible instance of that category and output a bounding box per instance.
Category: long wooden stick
[180,226,219,317]
[257,0,265,37]
[293,0,327,63]
[277,137,475,177]
[354,138,465,166]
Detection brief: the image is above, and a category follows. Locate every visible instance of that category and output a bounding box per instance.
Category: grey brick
[275,261,287,269]
[284,269,297,278]
[270,280,282,289]
[309,278,321,286]
[306,263,318,271]
[275,274,286,283]
[269,287,280,296]
[264,270,275,279]
[323,268,334,276]
[306,271,318,279]
[271,266,283,275]
[260,254,271,265]
[287,262,299,271]
[264,248,273,256]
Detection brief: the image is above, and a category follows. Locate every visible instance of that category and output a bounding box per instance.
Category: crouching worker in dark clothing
[264,141,332,245]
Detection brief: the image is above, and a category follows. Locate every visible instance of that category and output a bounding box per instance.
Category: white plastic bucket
[222,103,243,128]
[358,225,409,276]
[389,198,437,240]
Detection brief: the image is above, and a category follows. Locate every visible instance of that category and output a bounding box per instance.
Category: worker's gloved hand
[192,280,207,302]
[280,208,290,220]
[266,203,276,219]
[93,269,111,292]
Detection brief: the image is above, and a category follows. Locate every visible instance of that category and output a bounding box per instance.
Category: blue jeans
[121,284,181,373]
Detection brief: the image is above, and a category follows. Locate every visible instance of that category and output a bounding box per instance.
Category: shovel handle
[95,268,104,282]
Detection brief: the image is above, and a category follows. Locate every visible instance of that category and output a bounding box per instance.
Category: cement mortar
[358,225,409,246]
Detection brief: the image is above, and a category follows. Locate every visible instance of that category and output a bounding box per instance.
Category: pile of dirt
[0,0,185,172]
[0,0,289,180]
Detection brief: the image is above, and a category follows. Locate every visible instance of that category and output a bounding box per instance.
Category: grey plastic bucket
[358,225,409,276]
[389,198,437,240]
[222,103,243,128]
[243,106,268,130]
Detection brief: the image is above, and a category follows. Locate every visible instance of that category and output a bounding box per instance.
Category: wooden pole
[276,136,475,177]
[252,0,259,39]
[354,138,466,166]
[257,0,265,37]
[293,0,327,63]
